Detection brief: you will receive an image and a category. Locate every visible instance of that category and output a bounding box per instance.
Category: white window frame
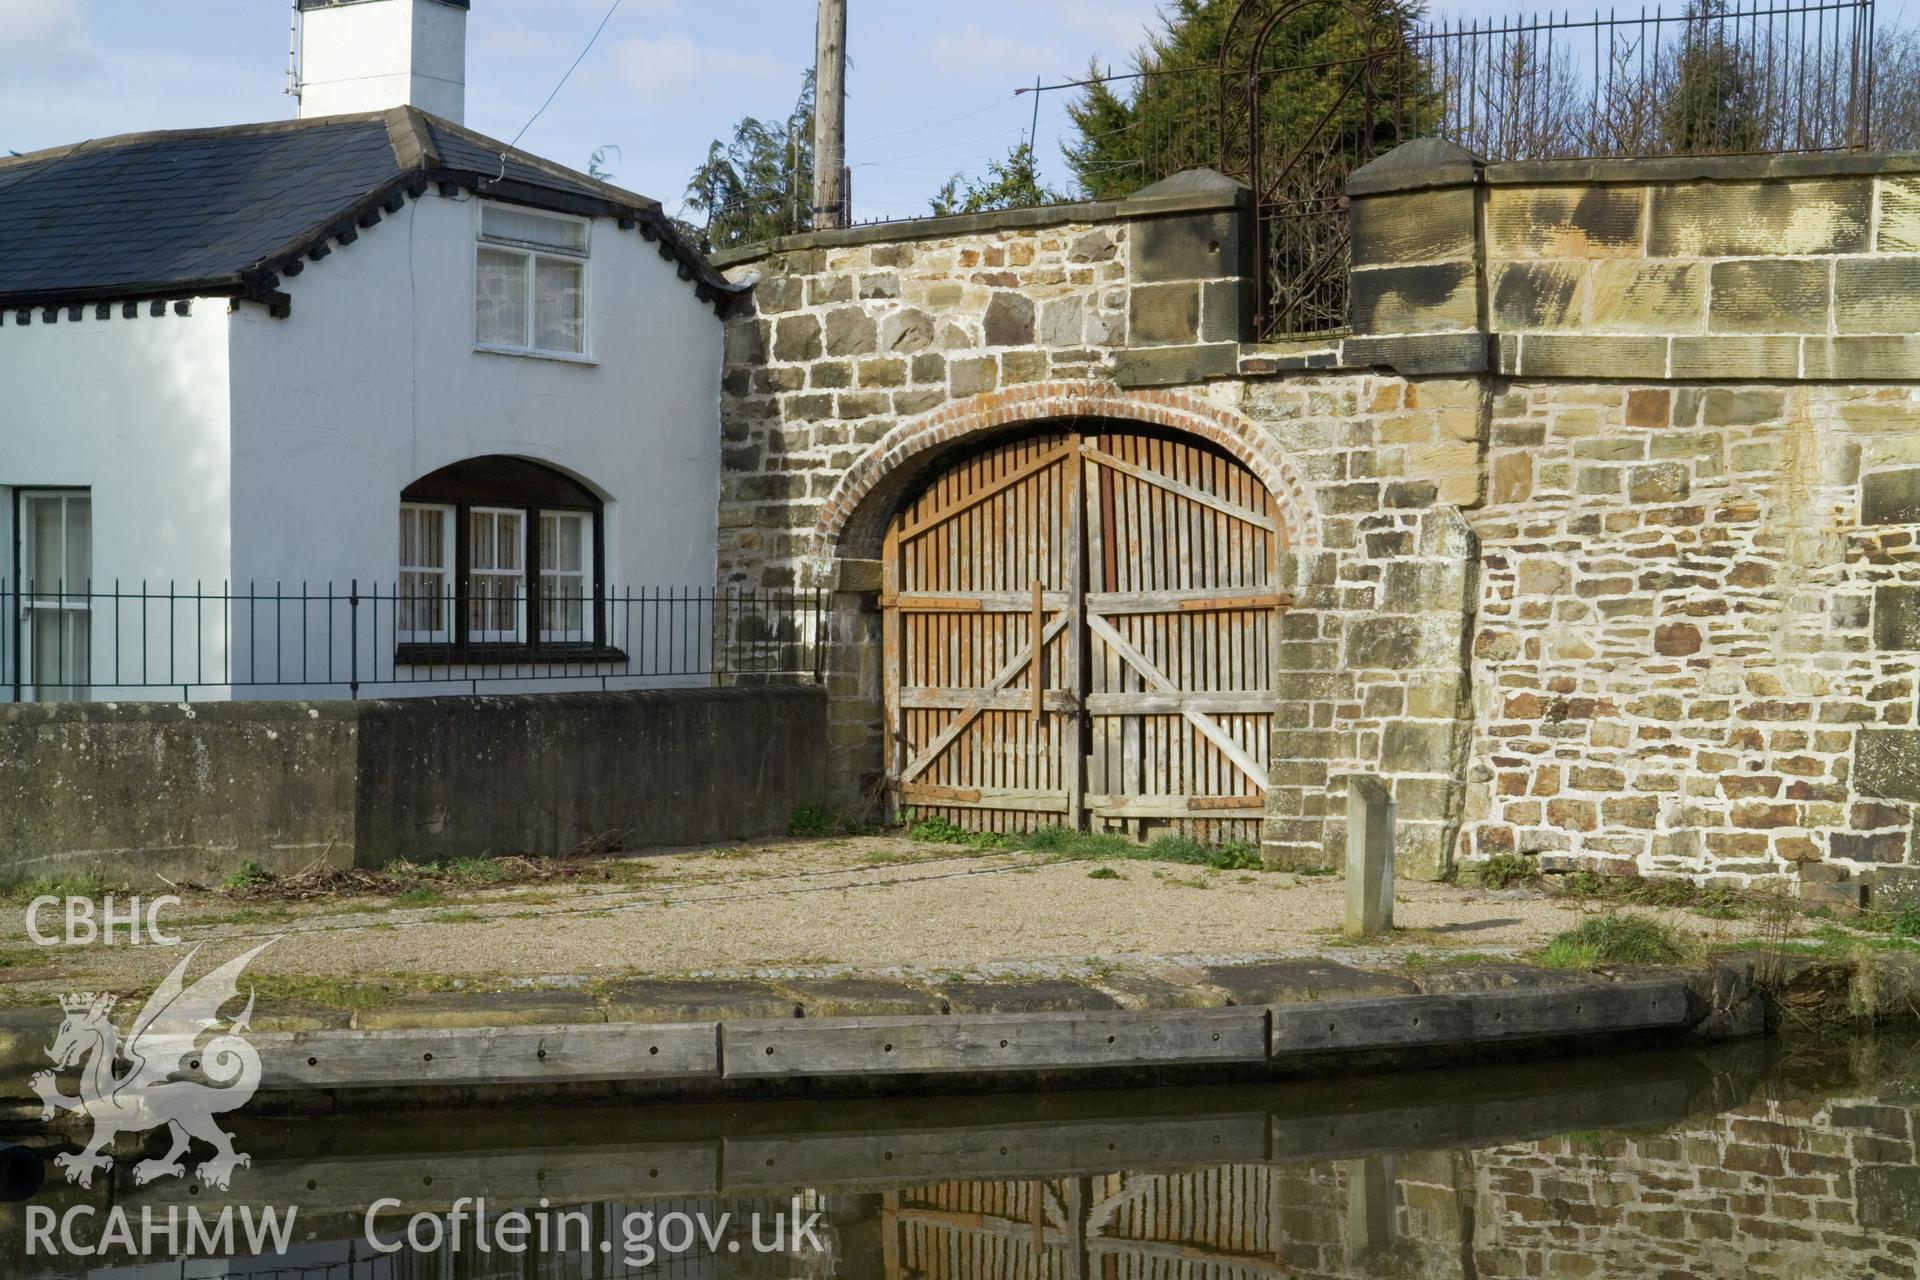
[538,510,595,644]
[474,203,592,361]
[466,505,528,645]
[17,488,92,701]
[397,503,454,644]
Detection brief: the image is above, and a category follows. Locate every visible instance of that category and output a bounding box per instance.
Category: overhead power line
[510,0,626,151]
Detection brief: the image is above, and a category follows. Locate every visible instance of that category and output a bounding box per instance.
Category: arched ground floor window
[395,455,615,661]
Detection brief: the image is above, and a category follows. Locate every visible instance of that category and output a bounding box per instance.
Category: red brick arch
[813,382,1322,563]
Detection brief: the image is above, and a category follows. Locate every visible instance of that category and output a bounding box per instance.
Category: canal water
[6,1035,1917,1277]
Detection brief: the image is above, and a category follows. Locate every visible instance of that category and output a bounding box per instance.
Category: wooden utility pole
[812,0,847,228]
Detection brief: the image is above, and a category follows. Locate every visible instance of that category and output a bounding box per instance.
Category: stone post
[1343,137,1489,376]
[1344,1154,1397,1266]
[1112,168,1254,388]
[817,558,886,816]
[1345,776,1395,938]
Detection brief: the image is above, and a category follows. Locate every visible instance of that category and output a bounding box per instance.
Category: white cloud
[0,45,281,154]
[921,6,1167,88]
[924,22,1063,85]
[0,0,102,82]
[608,34,794,104]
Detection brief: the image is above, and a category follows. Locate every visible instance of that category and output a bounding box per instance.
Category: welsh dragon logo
[31,940,275,1190]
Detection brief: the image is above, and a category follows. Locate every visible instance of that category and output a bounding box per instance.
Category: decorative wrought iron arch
[1215,0,1425,338]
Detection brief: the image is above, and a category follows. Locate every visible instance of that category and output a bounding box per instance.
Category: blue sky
[1,0,1909,224]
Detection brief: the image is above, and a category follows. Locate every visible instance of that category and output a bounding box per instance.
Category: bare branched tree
[1431,1,1888,160]
[1873,25,1920,149]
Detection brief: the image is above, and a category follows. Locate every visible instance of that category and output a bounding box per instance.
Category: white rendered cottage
[0,0,734,700]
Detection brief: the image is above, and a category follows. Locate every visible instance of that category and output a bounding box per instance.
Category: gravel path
[0,835,1787,994]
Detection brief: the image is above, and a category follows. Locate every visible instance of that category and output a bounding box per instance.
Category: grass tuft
[1086,866,1123,881]
[899,813,1267,870]
[1475,853,1536,890]
[0,945,48,970]
[447,857,505,884]
[789,805,838,837]
[0,871,120,903]
[1139,835,1262,870]
[1539,913,1688,970]
[1549,870,1755,921]
[244,973,462,1014]
[904,813,999,846]
[1858,899,1920,941]
[1030,827,1132,858]
[1561,870,1604,896]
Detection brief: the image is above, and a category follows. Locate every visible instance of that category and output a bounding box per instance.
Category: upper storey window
[475,204,588,357]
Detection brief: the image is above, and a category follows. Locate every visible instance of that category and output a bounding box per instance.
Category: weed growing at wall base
[1550,870,1757,921]
[901,814,1264,870]
[0,872,121,904]
[788,805,839,837]
[1475,854,1537,890]
[223,861,274,891]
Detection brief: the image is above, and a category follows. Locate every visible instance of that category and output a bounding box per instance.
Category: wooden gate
[882,426,1287,842]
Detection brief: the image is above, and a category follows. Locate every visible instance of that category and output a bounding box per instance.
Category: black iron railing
[1025,0,1877,336]
[1421,0,1877,161]
[2,582,823,702]
[1045,0,1877,184]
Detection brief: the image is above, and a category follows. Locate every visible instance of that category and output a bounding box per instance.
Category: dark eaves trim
[238,167,430,318]
[0,281,239,311]
[0,106,747,323]
[0,293,205,329]
[427,170,744,316]
[402,106,744,317]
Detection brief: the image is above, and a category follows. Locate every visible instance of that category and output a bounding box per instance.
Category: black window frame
[395,456,617,664]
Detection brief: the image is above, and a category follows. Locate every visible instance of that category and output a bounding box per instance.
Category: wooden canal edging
[216,971,1744,1102]
[4,1038,1760,1261]
[0,959,1769,1121]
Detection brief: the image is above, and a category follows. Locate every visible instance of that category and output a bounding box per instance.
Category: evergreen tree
[587,145,621,182]
[1659,0,1766,153]
[682,72,816,252]
[929,142,1065,216]
[1065,0,1433,200]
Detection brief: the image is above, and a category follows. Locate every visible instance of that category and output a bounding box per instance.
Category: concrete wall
[0,685,825,885]
[352,685,823,861]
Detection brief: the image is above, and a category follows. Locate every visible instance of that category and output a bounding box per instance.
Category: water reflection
[6,1036,1917,1278]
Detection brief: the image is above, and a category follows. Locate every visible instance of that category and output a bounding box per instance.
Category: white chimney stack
[295,0,468,124]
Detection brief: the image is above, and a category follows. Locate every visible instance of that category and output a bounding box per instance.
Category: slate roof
[0,106,739,317]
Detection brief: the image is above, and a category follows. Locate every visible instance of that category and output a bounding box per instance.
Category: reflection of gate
[1217,0,1424,338]
[883,1168,1308,1277]
[881,427,1287,843]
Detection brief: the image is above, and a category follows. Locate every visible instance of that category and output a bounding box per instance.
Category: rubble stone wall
[711,148,1920,897]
